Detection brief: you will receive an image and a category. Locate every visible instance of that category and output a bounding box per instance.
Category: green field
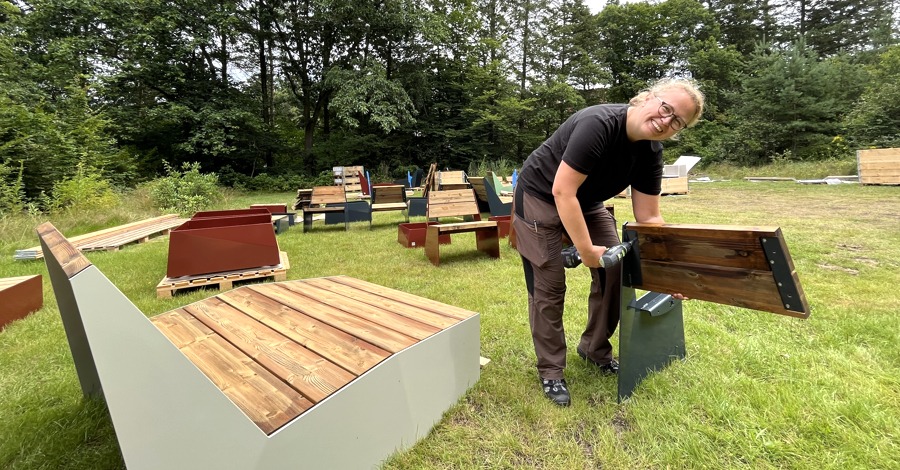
[1,179,898,469]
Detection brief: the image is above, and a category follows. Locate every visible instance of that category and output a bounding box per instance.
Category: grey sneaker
[540,378,571,407]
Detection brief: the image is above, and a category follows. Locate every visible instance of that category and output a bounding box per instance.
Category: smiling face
[626,89,698,142]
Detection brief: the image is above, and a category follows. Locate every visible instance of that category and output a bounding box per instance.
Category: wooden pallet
[156,251,289,298]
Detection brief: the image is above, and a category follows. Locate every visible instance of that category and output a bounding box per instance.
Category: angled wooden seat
[437,170,470,190]
[424,189,500,266]
[302,186,348,232]
[371,184,409,222]
[38,222,480,469]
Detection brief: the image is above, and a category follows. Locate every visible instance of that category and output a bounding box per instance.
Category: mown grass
[0,174,898,469]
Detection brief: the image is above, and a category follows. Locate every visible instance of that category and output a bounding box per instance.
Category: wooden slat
[633,260,802,317]
[626,223,809,318]
[153,310,312,434]
[329,276,476,321]
[436,221,498,234]
[218,286,389,375]
[36,223,92,278]
[309,186,347,205]
[302,278,460,330]
[271,283,418,352]
[298,278,444,335]
[182,299,356,403]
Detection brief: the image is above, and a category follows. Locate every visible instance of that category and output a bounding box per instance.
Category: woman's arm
[631,188,664,223]
[552,162,607,268]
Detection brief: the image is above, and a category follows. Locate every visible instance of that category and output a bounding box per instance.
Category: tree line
[1,0,898,202]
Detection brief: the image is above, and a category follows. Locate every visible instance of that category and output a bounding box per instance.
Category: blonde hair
[629,78,705,127]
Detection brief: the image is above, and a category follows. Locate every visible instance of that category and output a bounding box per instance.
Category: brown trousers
[512,188,621,380]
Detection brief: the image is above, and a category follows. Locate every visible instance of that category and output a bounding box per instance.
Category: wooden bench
[370,184,409,222]
[0,275,42,330]
[613,222,810,401]
[302,186,348,232]
[38,222,481,469]
[424,189,500,266]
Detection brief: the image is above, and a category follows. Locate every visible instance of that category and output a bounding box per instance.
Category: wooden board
[857,148,900,185]
[17,214,186,260]
[151,275,478,434]
[157,251,289,298]
[624,223,809,318]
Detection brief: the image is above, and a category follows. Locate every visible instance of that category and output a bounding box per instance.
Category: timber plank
[330,276,476,321]
[634,232,771,270]
[183,299,355,403]
[297,279,441,338]
[153,310,311,434]
[36,223,92,277]
[273,282,418,352]
[302,278,460,329]
[219,286,389,375]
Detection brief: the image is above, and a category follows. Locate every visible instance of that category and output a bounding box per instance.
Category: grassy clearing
[0,177,898,469]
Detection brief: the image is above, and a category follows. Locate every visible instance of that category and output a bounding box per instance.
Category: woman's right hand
[578,245,607,269]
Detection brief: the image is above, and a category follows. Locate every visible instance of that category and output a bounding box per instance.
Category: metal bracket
[628,291,678,317]
[621,227,642,287]
[760,237,804,313]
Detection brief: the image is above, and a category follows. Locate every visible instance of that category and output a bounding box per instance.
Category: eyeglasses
[653,95,687,131]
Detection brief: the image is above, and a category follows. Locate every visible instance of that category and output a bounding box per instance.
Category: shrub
[46,163,120,213]
[0,160,25,216]
[147,162,222,216]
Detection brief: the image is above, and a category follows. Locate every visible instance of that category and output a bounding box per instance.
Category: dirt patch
[816,263,859,275]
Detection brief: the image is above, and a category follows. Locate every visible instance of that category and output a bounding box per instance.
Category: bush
[0,161,25,216]
[147,162,222,216]
[45,163,120,214]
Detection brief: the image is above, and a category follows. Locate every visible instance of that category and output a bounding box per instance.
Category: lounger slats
[274,282,419,353]
[154,310,313,434]
[297,279,441,339]
[219,286,390,375]
[183,299,355,403]
[301,278,459,329]
[331,276,477,321]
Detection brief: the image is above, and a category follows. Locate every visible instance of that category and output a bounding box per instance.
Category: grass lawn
[0,178,898,469]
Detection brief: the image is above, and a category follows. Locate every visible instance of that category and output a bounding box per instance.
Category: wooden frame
[371,184,409,222]
[38,222,481,469]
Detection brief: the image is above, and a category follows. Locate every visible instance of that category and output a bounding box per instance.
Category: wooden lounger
[38,222,480,469]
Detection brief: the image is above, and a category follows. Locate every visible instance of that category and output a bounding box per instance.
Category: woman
[512,78,704,406]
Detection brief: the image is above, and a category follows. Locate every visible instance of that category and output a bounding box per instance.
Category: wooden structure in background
[302,186,349,232]
[857,148,900,185]
[333,165,365,196]
[38,222,480,469]
[0,275,42,330]
[424,189,500,266]
[370,184,409,221]
[14,214,186,260]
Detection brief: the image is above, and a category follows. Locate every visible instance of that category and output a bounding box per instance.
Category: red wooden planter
[0,275,42,330]
[167,212,280,278]
[488,215,511,239]
[398,222,451,248]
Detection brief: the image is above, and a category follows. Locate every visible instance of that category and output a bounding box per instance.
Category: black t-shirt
[519,104,663,209]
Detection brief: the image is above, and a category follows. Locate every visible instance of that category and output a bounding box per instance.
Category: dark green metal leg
[617,289,685,402]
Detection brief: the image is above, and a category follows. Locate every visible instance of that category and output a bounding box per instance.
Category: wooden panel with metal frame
[302,186,349,232]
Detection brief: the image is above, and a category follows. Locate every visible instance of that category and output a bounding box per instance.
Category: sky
[584,0,607,14]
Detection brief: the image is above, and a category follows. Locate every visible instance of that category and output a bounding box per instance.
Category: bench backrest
[623,223,810,318]
[310,186,347,205]
[426,189,480,220]
[371,184,406,204]
[468,177,490,205]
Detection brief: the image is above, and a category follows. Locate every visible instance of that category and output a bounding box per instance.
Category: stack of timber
[14,214,186,260]
[156,251,289,298]
[857,148,900,185]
